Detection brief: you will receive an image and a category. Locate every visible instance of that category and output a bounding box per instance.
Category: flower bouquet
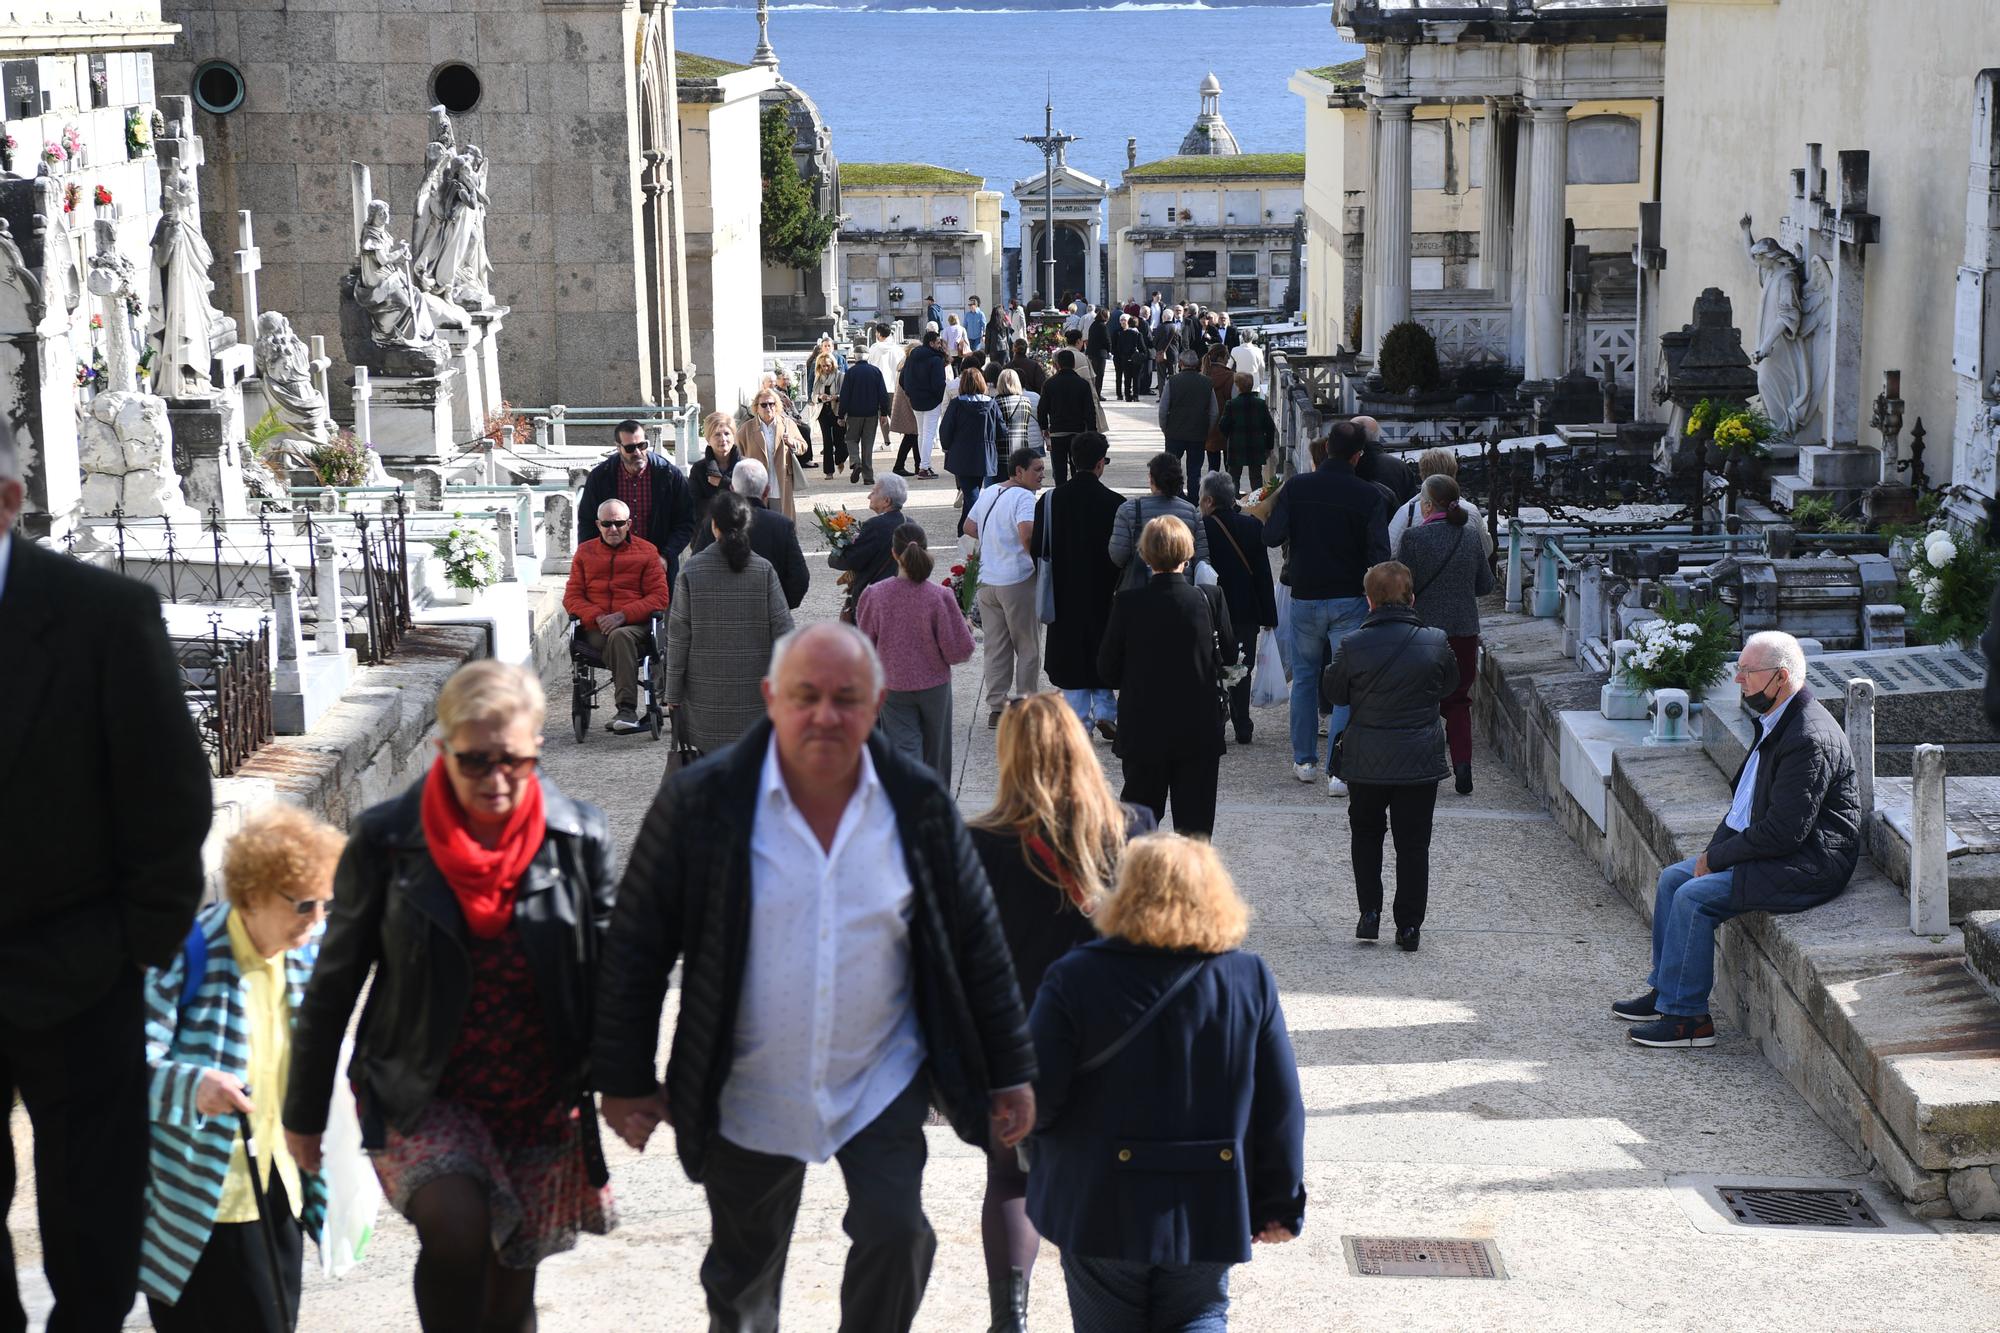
[943,550,980,621]
[1902,521,2000,648]
[1686,398,1773,458]
[430,523,500,592]
[811,503,858,555]
[126,109,150,159]
[1617,593,1733,699]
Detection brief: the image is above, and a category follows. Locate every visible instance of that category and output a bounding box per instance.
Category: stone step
[1968,912,2000,1005]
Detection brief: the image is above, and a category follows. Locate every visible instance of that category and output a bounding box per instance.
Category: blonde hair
[971,694,1128,912]
[436,659,546,739]
[1095,834,1249,953]
[1417,448,1459,480]
[702,410,733,449]
[997,368,1023,396]
[1138,514,1194,572]
[223,804,347,912]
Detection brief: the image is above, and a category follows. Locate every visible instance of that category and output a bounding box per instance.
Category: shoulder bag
[1036,491,1058,624]
[1327,625,1424,780]
[1195,585,1234,726]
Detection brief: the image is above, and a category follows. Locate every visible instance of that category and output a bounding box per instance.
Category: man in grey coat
[1158,349,1219,500]
[1612,631,1861,1048]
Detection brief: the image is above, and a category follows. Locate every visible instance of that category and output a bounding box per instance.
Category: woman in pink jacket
[855,523,976,778]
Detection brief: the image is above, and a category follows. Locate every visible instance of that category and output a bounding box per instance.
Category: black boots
[987,1268,1029,1333]
[1454,762,1473,795]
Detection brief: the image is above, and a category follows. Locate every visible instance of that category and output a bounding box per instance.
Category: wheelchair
[569,611,667,742]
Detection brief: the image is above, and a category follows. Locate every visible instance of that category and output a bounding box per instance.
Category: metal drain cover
[1343,1236,1506,1279]
[1716,1186,1885,1229]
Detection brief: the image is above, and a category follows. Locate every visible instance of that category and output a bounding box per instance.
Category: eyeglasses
[446,746,540,779]
[277,889,332,918]
[599,519,630,529]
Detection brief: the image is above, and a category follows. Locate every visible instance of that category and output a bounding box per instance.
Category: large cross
[154,95,206,215]
[234,210,261,334]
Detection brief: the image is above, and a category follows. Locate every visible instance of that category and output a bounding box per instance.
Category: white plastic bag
[1250,628,1288,707]
[317,1033,382,1278]
[1272,580,1293,675]
[1192,559,1218,587]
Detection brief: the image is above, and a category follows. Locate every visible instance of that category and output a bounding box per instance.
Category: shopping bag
[1250,628,1288,707]
[1272,580,1293,676]
[318,1033,382,1278]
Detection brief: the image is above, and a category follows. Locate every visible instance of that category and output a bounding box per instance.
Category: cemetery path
[12,396,2000,1329]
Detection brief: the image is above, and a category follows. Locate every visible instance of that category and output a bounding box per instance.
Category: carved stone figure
[253,310,331,443]
[340,198,451,375]
[1739,213,1829,441]
[434,144,494,309]
[411,138,453,289]
[150,161,224,399]
[0,217,46,334]
[85,221,140,391]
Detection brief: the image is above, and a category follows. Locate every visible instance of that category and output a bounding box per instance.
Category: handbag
[1326,626,1424,780]
[1195,586,1234,726]
[1035,490,1057,625]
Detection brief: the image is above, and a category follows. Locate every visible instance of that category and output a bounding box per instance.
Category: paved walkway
[13,396,2000,1329]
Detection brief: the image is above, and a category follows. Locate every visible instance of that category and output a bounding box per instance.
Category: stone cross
[1781,144,1878,447]
[351,365,372,445]
[308,333,331,405]
[154,96,206,216]
[233,210,261,334]
[1952,70,2000,514]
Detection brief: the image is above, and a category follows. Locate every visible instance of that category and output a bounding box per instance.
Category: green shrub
[1377,320,1440,394]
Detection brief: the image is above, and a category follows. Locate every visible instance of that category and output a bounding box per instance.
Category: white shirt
[1726,690,1798,832]
[1228,342,1266,394]
[720,737,926,1163]
[942,323,969,355]
[866,339,903,377]
[1389,497,1495,557]
[969,483,1038,586]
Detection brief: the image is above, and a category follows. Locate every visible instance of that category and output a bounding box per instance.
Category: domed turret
[1180,73,1240,156]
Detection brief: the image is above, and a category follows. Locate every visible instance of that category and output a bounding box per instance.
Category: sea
[674,3,1363,245]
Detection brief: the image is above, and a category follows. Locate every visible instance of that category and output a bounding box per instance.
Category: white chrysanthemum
[1928,534,1957,567]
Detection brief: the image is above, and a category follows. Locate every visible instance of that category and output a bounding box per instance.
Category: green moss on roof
[676,51,749,79]
[839,162,983,189]
[1126,153,1305,180]
[1304,58,1365,86]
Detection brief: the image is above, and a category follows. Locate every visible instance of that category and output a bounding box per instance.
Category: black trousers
[0,970,148,1333]
[147,1173,304,1333]
[1121,753,1221,837]
[1230,462,1266,496]
[1227,624,1259,741]
[1113,358,1136,400]
[700,1077,936,1333]
[818,407,846,475]
[1048,434,1076,487]
[1166,438,1205,502]
[1348,781,1440,928]
[894,434,921,474]
[1088,352,1107,389]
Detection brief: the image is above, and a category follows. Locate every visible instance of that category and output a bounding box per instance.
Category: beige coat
[740,415,806,519]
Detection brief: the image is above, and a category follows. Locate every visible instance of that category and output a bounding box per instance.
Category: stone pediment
[1012,163,1106,202]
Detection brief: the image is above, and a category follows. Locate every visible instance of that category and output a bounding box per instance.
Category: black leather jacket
[284,778,616,1152]
[1320,604,1459,785]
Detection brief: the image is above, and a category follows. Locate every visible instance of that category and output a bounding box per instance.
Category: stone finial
[752,0,780,69]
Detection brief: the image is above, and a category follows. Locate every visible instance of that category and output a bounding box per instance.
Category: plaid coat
[1219,391,1277,470]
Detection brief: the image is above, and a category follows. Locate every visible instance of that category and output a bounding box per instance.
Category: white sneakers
[1293,762,1319,783]
[1326,775,1348,799]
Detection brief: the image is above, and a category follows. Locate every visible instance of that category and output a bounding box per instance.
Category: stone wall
[156,0,654,414]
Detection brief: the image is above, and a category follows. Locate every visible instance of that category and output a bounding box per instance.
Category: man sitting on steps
[1613,630,1862,1048]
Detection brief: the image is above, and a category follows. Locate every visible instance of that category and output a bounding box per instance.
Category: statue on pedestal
[435,144,494,309]
[150,162,223,399]
[253,310,331,444]
[341,198,451,376]
[1739,214,1829,441]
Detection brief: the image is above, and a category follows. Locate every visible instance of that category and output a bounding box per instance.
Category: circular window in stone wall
[431,63,482,115]
[191,60,246,115]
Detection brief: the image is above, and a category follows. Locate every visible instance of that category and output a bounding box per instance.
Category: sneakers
[1293,762,1319,783]
[1318,716,1329,738]
[609,709,644,734]
[1326,775,1348,799]
[1611,990,1662,1023]
[1627,1014,1716,1048]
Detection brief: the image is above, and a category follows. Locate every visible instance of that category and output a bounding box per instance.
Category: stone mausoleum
[837,163,1001,332]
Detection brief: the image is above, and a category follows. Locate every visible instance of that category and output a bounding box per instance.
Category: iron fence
[168,613,273,777]
[353,494,412,666]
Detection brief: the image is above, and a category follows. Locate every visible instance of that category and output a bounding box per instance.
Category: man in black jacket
[828,474,907,612]
[687,461,809,608]
[578,419,697,588]
[1613,632,1860,1048]
[1113,313,1147,401]
[837,353,891,485]
[1006,338,1047,394]
[1263,420,1391,795]
[1086,305,1112,387]
[0,429,211,1329]
[594,623,1035,1331]
[1037,350,1099,485]
[1150,310,1183,392]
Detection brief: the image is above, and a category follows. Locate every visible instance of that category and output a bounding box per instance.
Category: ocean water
[673,5,1362,245]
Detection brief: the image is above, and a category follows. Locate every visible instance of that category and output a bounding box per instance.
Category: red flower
[951,564,966,575]
[93,184,111,205]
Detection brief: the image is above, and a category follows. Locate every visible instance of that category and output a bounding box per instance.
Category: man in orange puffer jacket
[564,498,670,732]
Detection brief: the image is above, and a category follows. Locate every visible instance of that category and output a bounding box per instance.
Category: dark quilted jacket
[593,719,1036,1181]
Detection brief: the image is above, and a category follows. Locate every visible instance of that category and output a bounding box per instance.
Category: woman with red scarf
[966,693,1154,1333]
[283,661,617,1331]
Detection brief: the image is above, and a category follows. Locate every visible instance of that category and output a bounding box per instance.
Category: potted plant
[429,520,500,602]
[1617,594,1733,710]
[1901,520,2000,650]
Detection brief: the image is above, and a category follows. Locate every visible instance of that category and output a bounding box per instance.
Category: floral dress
[369,928,615,1268]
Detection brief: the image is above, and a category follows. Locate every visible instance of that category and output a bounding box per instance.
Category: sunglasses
[755,400,779,409]
[446,746,540,779]
[278,889,332,918]
[600,519,630,529]
[619,443,647,454]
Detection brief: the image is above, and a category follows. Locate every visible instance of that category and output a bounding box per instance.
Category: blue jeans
[1287,595,1369,767]
[1061,1253,1231,1332]
[1065,688,1118,727]
[1647,857,1743,1017]
[1166,437,1205,500]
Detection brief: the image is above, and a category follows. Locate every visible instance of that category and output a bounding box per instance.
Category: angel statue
[411,139,454,290]
[150,161,226,399]
[434,143,494,309]
[1739,214,1829,442]
[252,311,331,444]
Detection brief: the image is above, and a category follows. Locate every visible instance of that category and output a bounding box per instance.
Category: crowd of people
[0,298,1873,1333]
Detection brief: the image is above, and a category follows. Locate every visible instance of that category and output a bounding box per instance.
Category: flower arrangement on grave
[1,135,16,172]
[1901,520,2000,649]
[74,356,100,390]
[1616,593,1734,698]
[302,428,373,488]
[888,284,906,305]
[60,124,82,162]
[89,313,102,330]
[942,550,979,618]
[480,400,531,452]
[811,503,858,555]
[125,109,149,159]
[41,140,65,169]
[1685,398,1773,457]
[1026,321,1063,358]
[61,182,78,213]
[90,69,107,101]
[431,522,501,592]
[94,184,111,207]
[244,406,294,481]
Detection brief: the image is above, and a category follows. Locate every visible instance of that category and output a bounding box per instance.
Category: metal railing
[168,613,273,777]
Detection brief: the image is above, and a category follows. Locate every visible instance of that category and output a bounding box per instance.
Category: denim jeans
[1287,595,1369,767]
[1060,1253,1231,1332]
[1065,688,1118,727]
[1647,856,1742,1017]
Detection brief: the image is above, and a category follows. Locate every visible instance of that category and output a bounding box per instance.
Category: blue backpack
[177,923,208,1012]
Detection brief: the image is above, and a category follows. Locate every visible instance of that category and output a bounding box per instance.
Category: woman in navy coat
[1026,833,1305,1330]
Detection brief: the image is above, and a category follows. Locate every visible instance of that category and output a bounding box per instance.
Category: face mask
[1743,674,1782,714]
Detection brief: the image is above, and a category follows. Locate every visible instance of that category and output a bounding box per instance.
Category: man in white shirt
[594,623,1036,1332]
[1611,630,1861,1049]
[1228,327,1266,395]
[963,446,1046,728]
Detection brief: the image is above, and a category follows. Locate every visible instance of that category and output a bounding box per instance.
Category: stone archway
[1052,224,1088,306]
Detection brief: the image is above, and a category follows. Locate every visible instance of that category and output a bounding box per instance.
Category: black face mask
[1742,672,1782,715]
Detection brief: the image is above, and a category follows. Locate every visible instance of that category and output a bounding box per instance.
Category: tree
[760,104,838,270]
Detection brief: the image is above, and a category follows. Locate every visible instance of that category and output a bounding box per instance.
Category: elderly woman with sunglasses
[742,382,806,519]
[141,804,345,1332]
[284,661,619,1332]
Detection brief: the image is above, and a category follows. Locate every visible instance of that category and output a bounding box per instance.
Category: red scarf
[419,755,547,938]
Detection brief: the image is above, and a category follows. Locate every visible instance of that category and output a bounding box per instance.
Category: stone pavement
[12,396,2000,1329]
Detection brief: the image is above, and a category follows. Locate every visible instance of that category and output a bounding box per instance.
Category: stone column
[1479,98,1513,296]
[314,535,343,656]
[1846,677,1876,831]
[494,509,518,583]
[1524,101,1573,383]
[1371,98,1416,355]
[1508,109,1535,369]
[1910,743,1951,936]
[1361,98,1381,354]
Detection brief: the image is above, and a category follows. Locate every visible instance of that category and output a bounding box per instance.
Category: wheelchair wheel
[571,671,591,744]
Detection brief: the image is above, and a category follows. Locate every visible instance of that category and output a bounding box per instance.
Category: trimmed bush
[1377,320,1441,394]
